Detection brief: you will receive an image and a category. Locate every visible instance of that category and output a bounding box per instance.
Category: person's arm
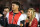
[20,23,23,27]
[20,20,25,27]
[20,19,29,27]
[19,14,27,27]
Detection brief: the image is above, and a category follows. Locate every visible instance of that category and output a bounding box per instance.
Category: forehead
[12,3,17,5]
[4,9,9,12]
[28,9,32,11]
[28,9,33,12]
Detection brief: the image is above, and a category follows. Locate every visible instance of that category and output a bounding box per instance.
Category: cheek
[13,6,17,9]
[15,5,18,8]
[27,12,31,16]
[27,12,30,15]
[30,13,31,16]
[3,12,6,14]
[15,6,17,8]
[29,12,32,15]
[27,13,30,16]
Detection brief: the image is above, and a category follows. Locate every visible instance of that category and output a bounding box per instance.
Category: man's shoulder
[19,14,27,20]
[22,14,27,16]
[21,14,27,17]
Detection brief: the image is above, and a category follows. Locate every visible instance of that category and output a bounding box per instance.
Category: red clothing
[8,11,21,24]
[26,18,38,27]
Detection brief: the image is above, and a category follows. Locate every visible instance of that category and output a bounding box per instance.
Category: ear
[17,5,19,8]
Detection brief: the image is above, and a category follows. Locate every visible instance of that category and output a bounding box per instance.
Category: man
[0,7,9,27]
[6,2,27,27]
[0,13,3,27]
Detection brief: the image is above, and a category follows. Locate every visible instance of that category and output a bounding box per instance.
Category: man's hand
[20,24,23,27]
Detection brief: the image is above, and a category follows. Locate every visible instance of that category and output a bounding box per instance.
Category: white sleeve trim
[17,14,27,25]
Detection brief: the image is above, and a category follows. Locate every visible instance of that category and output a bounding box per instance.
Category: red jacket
[8,11,21,24]
[26,18,38,27]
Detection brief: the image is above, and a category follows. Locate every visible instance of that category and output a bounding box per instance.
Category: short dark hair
[4,7,9,9]
[12,2,20,8]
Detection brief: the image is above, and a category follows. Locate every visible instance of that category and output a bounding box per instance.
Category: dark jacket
[0,16,8,27]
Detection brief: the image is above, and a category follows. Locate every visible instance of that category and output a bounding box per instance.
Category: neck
[13,9,19,13]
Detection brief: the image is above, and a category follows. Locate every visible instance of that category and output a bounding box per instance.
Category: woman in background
[25,8,38,27]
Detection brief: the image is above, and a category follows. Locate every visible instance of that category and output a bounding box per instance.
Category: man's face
[12,4,19,11]
[4,8,9,12]
[3,8,9,15]
[3,11,7,15]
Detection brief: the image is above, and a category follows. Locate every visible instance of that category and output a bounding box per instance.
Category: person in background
[6,2,27,27]
[0,14,3,17]
[4,7,9,13]
[20,9,24,14]
[25,8,38,27]
[35,8,39,22]
[35,8,40,27]
[0,13,3,27]
[0,7,9,27]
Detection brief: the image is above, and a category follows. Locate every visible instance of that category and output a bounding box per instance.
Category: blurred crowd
[0,0,40,27]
